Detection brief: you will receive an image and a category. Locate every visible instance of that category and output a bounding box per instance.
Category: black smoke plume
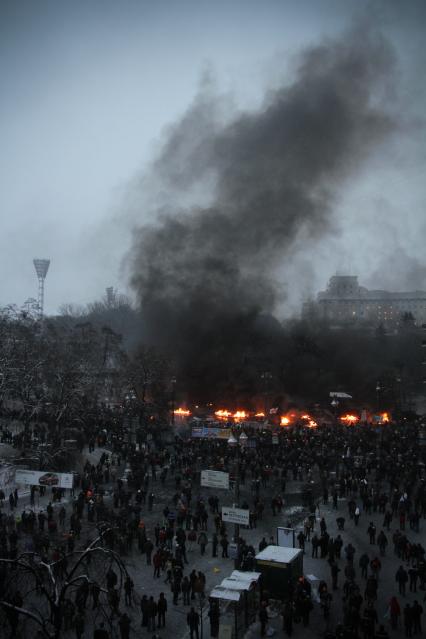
[128,28,396,405]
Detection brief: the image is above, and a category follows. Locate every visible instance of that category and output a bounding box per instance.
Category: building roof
[210,586,241,601]
[255,545,302,563]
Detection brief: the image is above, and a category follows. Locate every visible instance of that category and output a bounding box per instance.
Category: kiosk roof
[255,545,302,564]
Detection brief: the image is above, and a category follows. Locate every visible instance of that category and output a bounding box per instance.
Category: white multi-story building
[310,275,426,326]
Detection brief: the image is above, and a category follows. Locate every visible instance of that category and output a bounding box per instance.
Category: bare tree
[0,527,129,639]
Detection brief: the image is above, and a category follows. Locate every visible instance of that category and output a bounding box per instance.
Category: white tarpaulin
[201,470,229,490]
[329,392,352,399]
[15,469,73,489]
[222,506,250,526]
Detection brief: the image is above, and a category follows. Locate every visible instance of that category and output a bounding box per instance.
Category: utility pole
[228,431,247,569]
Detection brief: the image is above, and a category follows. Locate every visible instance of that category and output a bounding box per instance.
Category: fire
[301,414,311,420]
[255,412,265,418]
[214,409,248,421]
[340,414,359,424]
[174,408,191,416]
[280,416,290,426]
[233,410,248,420]
[308,420,317,428]
[215,410,233,419]
[379,412,390,423]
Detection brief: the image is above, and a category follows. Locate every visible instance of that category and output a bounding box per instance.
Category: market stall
[255,545,303,600]
[209,570,261,639]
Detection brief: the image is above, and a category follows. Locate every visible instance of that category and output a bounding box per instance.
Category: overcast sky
[1,0,425,315]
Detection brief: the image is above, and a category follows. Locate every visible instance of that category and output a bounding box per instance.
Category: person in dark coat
[118,613,131,639]
[396,566,408,596]
[187,607,200,639]
[282,601,294,636]
[140,595,149,627]
[208,602,220,637]
[157,592,168,628]
[259,603,268,637]
[403,603,413,638]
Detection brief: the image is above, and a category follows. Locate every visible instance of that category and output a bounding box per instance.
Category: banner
[15,469,74,489]
[201,470,229,489]
[192,427,231,440]
[222,506,249,526]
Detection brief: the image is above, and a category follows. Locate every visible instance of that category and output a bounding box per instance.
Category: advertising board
[221,506,250,526]
[192,427,231,440]
[277,526,295,548]
[15,469,74,489]
[201,470,229,490]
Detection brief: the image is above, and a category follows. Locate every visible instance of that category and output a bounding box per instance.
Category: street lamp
[228,431,247,568]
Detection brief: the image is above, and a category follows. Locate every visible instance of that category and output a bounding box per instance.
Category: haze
[1,0,425,315]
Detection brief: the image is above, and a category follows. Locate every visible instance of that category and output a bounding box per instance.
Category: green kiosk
[255,545,303,600]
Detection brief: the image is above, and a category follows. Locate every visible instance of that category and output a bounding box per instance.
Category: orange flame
[233,410,248,420]
[255,412,265,418]
[379,412,390,423]
[308,420,318,428]
[280,416,290,426]
[301,414,311,420]
[215,409,232,419]
[174,408,191,416]
[340,414,359,424]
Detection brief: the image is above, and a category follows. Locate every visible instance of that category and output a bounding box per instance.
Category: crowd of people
[0,411,424,639]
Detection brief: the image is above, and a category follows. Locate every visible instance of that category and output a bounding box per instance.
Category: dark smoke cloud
[128,27,397,403]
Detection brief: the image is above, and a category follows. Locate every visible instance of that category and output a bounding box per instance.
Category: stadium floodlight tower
[33,258,50,318]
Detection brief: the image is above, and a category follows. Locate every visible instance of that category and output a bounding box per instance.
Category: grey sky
[1,0,425,315]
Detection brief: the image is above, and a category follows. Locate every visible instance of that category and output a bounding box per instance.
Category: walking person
[182,576,191,605]
[124,575,134,607]
[389,596,401,630]
[198,531,208,556]
[212,532,218,558]
[118,612,131,639]
[354,506,360,526]
[396,566,408,597]
[412,600,423,634]
[221,535,229,558]
[367,522,376,544]
[157,592,167,628]
[208,602,220,638]
[404,603,413,638]
[282,600,294,636]
[259,603,268,637]
[187,607,200,639]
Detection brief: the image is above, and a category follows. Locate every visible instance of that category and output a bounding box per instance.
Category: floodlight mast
[33,259,50,318]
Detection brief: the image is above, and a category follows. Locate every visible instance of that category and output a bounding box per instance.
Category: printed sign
[15,469,74,489]
[277,526,295,548]
[201,470,229,490]
[272,435,279,445]
[222,506,250,526]
[192,427,231,440]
